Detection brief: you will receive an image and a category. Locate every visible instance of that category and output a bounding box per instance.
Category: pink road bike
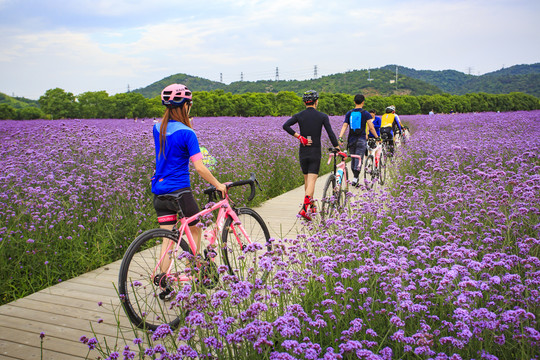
[118,173,271,330]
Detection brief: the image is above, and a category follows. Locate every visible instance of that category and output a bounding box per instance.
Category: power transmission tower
[241,72,244,81]
[467,67,474,75]
[275,67,279,81]
[314,65,318,78]
[220,73,223,82]
[127,84,130,93]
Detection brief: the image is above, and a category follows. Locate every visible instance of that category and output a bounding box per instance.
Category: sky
[0,0,539,100]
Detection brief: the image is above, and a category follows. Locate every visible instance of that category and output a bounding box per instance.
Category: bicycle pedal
[158,287,174,301]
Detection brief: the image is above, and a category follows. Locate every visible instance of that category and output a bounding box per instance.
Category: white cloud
[0,0,538,98]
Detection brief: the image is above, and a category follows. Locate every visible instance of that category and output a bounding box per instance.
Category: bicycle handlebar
[203,172,261,203]
[327,147,349,164]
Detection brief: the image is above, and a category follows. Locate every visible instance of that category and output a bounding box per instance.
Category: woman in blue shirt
[152,84,226,272]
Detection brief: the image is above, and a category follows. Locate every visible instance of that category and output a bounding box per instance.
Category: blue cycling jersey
[367,116,382,138]
[152,120,201,195]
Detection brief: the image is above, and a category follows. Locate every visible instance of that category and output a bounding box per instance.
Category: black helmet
[302,90,319,105]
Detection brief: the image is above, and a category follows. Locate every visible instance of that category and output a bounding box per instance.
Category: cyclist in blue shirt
[367,109,381,139]
[152,84,226,272]
[338,94,379,187]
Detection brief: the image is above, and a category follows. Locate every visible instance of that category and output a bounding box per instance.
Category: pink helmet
[161,84,192,107]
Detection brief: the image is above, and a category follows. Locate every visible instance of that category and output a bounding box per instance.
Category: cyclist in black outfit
[283,90,340,220]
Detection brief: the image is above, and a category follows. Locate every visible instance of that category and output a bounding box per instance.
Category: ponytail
[158,105,192,158]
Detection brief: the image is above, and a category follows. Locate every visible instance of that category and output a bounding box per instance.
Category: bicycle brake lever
[254,178,262,191]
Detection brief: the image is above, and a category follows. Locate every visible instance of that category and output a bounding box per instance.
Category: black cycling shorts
[153,188,200,226]
[299,153,321,175]
[380,127,393,139]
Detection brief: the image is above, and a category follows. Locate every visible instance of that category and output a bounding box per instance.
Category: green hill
[0,92,39,108]
[133,74,226,98]
[380,63,540,97]
[132,69,442,98]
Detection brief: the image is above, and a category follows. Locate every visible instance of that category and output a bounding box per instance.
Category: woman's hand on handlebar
[215,183,227,198]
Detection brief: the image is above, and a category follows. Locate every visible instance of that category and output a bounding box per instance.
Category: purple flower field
[0,116,339,304]
[82,111,539,359]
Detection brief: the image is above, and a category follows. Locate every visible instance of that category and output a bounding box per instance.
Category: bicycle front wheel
[221,207,271,281]
[364,155,375,190]
[339,167,349,207]
[118,228,191,331]
[321,173,337,218]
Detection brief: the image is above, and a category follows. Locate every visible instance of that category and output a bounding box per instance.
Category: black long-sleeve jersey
[283,108,339,155]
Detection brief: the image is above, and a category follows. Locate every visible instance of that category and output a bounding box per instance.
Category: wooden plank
[0,314,138,359]
[0,315,95,359]
[0,302,133,335]
[0,328,89,360]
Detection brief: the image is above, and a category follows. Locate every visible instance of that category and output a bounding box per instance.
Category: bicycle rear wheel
[118,228,191,331]
[379,152,387,186]
[364,155,375,190]
[221,207,271,281]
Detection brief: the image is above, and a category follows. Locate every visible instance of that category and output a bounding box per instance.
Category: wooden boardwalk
[0,173,337,359]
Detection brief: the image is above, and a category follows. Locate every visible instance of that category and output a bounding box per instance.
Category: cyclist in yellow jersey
[380,105,402,155]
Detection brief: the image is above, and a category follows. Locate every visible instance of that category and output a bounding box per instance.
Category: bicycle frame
[367,142,382,168]
[327,153,348,185]
[155,195,247,284]
[328,152,363,183]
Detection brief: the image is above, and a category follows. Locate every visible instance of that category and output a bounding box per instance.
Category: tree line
[0,88,538,120]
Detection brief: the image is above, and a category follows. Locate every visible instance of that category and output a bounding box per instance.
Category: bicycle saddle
[156,189,191,202]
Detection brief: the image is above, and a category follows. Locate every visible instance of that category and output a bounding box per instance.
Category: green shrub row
[1,88,538,120]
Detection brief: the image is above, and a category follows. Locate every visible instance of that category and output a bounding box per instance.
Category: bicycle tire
[221,207,271,281]
[382,141,392,161]
[379,151,387,186]
[321,173,337,218]
[364,155,375,190]
[118,228,191,331]
[339,166,349,207]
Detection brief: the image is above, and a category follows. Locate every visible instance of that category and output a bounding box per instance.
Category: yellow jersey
[381,113,396,128]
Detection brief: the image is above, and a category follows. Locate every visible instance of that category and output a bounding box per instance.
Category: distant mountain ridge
[133,68,443,98]
[133,63,540,98]
[380,63,540,97]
